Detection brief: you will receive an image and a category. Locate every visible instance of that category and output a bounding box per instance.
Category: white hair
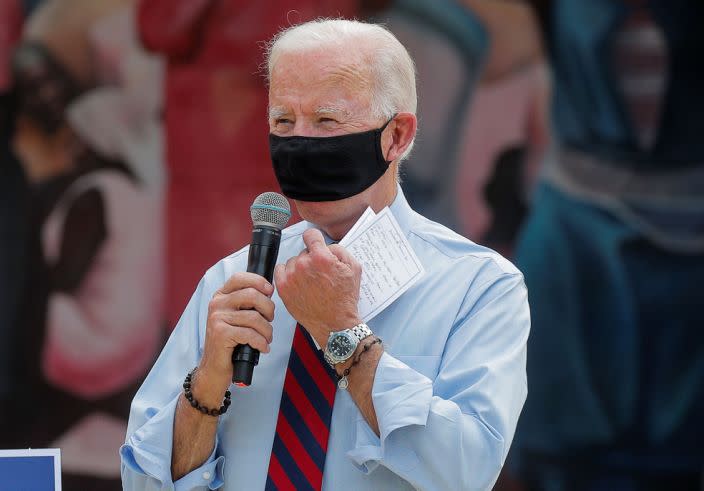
[266,18,417,160]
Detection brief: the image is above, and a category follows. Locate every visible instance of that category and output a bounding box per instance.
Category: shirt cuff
[346,352,433,473]
[173,450,224,491]
[120,393,225,490]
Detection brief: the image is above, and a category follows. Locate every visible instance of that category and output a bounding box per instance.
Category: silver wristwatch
[323,323,373,368]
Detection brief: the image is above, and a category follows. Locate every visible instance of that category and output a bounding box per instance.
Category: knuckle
[232,325,246,344]
[298,257,312,271]
[242,309,259,324]
[309,252,324,266]
[242,287,257,306]
[233,309,256,328]
[256,313,271,331]
[242,328,257,346]
[207,297,219,313]
[224,273,240,290]
[207,309,220,326]
[258,277,270,293]
[234,323,250,338]
[265,302,275,321]
[208,318,226,337]
[225,310,241,325]
[259,332,271,349]
[311,248,328,261]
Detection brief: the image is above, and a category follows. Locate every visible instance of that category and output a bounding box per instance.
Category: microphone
[232,192,291,386]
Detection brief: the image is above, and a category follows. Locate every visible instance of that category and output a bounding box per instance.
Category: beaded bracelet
[183,367,231,416]
[337,337,383,389]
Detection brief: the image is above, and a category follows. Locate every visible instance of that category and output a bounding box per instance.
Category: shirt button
[202,471,212,480]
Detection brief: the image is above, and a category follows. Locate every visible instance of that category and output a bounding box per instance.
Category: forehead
[268,48,373,114]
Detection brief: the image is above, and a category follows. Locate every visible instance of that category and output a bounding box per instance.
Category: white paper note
[340,207,424,321]
[339,206,376,246]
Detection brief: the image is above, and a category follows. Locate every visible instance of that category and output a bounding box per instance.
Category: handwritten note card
[340,207,424,321]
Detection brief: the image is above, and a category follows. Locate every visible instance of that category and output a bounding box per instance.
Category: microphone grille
[250,192,291,230]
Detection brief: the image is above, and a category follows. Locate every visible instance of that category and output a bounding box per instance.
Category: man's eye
[319,117,336,123]
[275,118,293,125]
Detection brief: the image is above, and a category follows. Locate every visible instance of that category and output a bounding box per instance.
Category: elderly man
[121,19,529,491]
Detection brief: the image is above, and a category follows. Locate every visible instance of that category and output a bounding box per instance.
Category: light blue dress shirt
[120,187,530,491]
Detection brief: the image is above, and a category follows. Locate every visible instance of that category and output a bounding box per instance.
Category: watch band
[348,323,373,343]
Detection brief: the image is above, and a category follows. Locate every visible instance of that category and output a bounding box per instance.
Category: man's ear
[382,112,417,162]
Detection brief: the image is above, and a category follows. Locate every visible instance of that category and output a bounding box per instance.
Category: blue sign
[0,449,61,491]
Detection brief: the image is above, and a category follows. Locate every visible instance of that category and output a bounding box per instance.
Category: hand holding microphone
[197,193,290,398]
[231,192,291,385]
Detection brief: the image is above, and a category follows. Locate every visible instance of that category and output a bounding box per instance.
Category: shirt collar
[306,183,416,244]
[388,183,415,235]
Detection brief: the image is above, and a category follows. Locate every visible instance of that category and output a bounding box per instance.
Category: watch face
[329,332,356,361]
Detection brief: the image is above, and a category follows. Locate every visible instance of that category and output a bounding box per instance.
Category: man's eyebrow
[268,106,288,119]
[314,105,350,117]
[268,105,351,119]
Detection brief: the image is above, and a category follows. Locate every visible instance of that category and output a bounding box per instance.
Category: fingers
[211,287,275,321]
[224,310,274,345]
[328,243,354,265]
[208,272,277,354]
[285,253,299,274]
[208,313,272,353]
[219,271,274,296]
[276,234,362,289]
[233,327,270,353]
[302,228,328,256]
[329,244,362,275]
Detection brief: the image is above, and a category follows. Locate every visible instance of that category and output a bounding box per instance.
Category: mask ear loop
[379,113,397,164]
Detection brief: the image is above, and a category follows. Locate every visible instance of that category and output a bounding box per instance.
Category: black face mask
[269,117,394,202]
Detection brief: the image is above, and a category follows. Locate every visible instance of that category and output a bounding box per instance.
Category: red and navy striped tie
[266,323,338,490]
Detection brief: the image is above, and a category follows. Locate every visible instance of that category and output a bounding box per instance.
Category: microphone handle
[231,226,281,386]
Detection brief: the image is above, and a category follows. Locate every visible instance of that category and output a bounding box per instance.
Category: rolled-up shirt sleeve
[120,274,226,490]
[120,393,225,490]
[347,272,530,491]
